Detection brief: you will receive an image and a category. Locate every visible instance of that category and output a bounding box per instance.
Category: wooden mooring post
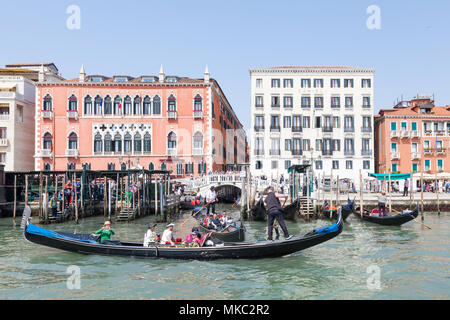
[420,170,424,221]
[74,172,79,224]
[435,173,440,215]
[359,169,364,219]
[12,174,17,225]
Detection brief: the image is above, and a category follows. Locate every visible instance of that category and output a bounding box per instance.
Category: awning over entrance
[287,164,311,173]
[369,173,412,181]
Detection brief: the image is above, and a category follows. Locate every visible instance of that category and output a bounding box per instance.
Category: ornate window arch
[113,95,122,115]
[104,95,112,115]
[167,94,176,112]
[194,94,202,111]
[193,131,203,149]
[124,132,132,153]
[134,132,142,153]
[94,95,102,115]
[113,132,122,153]
[43,132,52,150]
[68,132,78,149]
[143,95,151,115]
[43,94,52,111]
[68,94,77,111]
[153,95,161,115]
[167,131,177,149]
[84,95,92,115]
[143,132,151,153]
[94,132,102,153]
[123,95,132,115]
[104,132,112,152]
[133,95,141,115]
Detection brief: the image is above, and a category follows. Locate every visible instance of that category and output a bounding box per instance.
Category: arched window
[160,162,167,170]
[153,95,161,115]
[143,133,151,153]
[193,131,203,149]
[104,133,112,153]
[133,96,141,115]
[134,132,142,153]
[68,95,77,111]
[94,95,102,115]
[114,133,122,153]
[167,131,177,149]
[124,96,132,115]
[67,163,76,170]
[43,94,52,111]
[43,132,52,150]
[143,96,151,115]
[84,95,92,115]
[104,96,112,115]
[194,94,202,111]
[94,132,102,153]
[148,162,154,171]
[167,94,176,111]
[124,133,132,153]
[114,96,122,115]
[68,132,78,149]
[44,163,51,171]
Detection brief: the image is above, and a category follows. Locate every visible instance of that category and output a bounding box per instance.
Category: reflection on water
[0,205,448,300]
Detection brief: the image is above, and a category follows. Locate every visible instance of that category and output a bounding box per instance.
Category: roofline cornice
[249,67,375,74]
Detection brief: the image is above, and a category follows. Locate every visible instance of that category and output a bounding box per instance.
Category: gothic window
[43,94,52,111]
[68,94,77,111]
[94,133,102,153]
[153,95,161,115]
[104,133,112,152]
[114,133,122,153]
[167,94,176,112]
[143,96,151,115]
[104,96,112,115]
[43,132,52,150]
[193,131,203,149]
[84,95,92,115]
[133,96,141,115]
[123,96,132,115]
[94,95,102,115]
[167,131,177,149]
[143,133,151,153]
[68,132,78,149]
[134,132,142,153]
[124,133,132,153]
[194,94,202,111]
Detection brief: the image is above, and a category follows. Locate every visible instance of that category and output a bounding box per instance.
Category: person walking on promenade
[264,186,292,241]
[403,179,409,197]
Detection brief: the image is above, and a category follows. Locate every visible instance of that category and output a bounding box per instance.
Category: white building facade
[0,63,62,171]
[249,66,375,189]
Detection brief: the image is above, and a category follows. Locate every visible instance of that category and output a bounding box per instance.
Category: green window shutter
[412,163,418,172]
[411,122,417,131]
[390,122,397,130]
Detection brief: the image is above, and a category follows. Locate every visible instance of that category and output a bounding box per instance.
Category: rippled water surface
[0,205,448,300]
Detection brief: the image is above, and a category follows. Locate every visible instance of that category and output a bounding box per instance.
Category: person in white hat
[160,223,175,245]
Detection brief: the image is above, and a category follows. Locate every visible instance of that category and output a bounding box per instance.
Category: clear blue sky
[2,0,450,129]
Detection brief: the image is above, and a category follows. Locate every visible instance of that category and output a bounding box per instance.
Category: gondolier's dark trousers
[267,210,289,240]
[207,202,216,215]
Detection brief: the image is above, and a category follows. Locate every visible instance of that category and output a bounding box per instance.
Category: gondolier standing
[206,186,218,215]
[264,186,292,241]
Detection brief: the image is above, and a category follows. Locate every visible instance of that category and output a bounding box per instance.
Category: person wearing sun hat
[160,223,175,245]
[92,221,115,243]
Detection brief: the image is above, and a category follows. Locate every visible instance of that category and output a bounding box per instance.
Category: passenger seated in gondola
[92,221,115,244]
[143,223,158,247]
[207,213,223,230]
[184,228,202,246]
[160,223,175,245]
[220,212,233,227]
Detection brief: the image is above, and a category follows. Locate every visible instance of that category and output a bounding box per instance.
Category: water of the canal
[0,204,448,299]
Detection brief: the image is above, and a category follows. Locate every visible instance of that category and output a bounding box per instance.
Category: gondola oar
[180,200,212,227]
[392,208,432,229]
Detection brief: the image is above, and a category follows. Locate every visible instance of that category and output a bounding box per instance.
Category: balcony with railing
[37,149,52,158]
[0,139,8,147]
[254,125,265,132]
[411,152,421,160]
[423,148,433,155]
[270,149,281,156]
[301,104,311,109]
[271,104,280,109]
[331,104,341,109]
[270,126,280,132]
[361,149,372,156]
[400,130,410,138]
[65,149,79,158]
[322,149,333,156]
[193,110,203,119]
[193,148,203,156]
[344,150,355,156]
[390,130,400,138]
[167,148,177,156]
[41,110,53,119]
[436,147,446,155]
[292,126,302,133]
[344,126,355,133]
[0,114,9,121]
[255,104,264,109]
[167,110,177,119]
[67,110,78,119]
[254,149,264,156]
[322,126,333,133]
[361,126,372,133]
[390,151,400,160]
[362,104,371,109]
[291,149,303,156]
[411,130,420,138]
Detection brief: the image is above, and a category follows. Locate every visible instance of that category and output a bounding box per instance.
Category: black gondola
[353,206,419,226]
[179,201,195,211]
[196,218,245,242]
[22,207,344,260]
[322,201,354,221]
[250,198,299,221]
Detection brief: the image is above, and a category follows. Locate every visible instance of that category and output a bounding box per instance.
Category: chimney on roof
[38,64,45,82]
[204,65,210,83]
[79,64,86,82]
[159,64,165,83]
